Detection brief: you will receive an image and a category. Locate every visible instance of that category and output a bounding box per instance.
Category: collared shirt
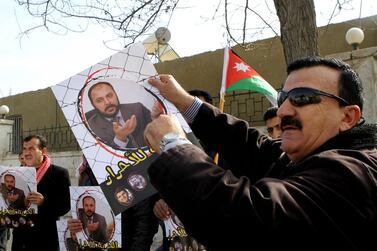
[161,97,203,152]
[106,111,125,126]
[183,97,203,123]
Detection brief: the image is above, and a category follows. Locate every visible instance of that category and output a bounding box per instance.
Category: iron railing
[9,124,80,154]
[7,115,23,154]
[213,91,271,126]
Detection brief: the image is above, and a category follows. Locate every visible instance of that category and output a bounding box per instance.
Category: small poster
[56,219,69,251]
[51,43,197,215]
[164,212,207,251]
[0,166,37,228]
[68,186,121,250]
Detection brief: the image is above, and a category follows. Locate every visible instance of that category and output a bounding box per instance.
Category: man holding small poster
[12,135,71,251]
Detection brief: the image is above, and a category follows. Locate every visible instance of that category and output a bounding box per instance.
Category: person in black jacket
[153,89,212,251]
[12,134,71,251]
[144,57,377,250]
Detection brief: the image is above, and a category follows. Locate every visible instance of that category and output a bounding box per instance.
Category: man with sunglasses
[144,57,377,250]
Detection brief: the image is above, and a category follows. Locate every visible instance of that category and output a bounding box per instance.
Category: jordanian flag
[220,47,277,106]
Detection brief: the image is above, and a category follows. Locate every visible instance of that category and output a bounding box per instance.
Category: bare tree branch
[246,6,278,36]
[242,0,248,44]
[14,0,360,67]
[224,0,240,45]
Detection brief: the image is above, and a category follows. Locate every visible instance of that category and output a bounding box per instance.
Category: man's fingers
[67,219,83,233]
[143,122,159,153]
[148,75,170,90]
[144,125,154,151]
[124,115,137,132]
[153,206,165,220]
[151,101,165,120]
[129,115,137,129]
[153,201,170,220]
[148,78,163,89]
[112,122,120,131]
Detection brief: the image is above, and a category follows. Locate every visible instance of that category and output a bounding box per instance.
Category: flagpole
[214,47,230,165]
[213,92,225,165]
[218,92,225,112]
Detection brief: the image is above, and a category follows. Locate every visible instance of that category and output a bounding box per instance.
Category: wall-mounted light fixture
[345,27,364,50]
[0,105,9,119]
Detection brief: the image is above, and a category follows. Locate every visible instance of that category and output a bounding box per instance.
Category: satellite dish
[143,27,179,62]
[155,27,171,44]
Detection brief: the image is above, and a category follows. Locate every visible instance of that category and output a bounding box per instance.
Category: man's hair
[287,56,364,111]
[18,151,23,156]
[115,187,126,195]
[188,89,213,104]
[263,107,278,121]
[82,195,95,205]
[4,173,15,180]
[88,81,117,106]
[23,135,48,149]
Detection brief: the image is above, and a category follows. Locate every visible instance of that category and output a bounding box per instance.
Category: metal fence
[213,91,271,126]
[7,114,23,154]
[8,91,271,153]
[9,124,80,154]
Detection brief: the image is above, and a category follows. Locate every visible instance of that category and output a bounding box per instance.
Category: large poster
[51,43,195,215]
[0,166,37,228]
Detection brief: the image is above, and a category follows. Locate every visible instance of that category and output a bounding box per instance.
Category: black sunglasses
[277,87,350,107]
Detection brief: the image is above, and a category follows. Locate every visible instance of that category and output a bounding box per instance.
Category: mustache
[85,210,93,215]
[96,104,119,118]
[280,116,303,130]
[105,104,117,110]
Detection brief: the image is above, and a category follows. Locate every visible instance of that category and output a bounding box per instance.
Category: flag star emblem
[233,62,250,72]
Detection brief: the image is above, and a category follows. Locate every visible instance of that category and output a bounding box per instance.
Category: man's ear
[41,147,48,155]
[339,105,362,131]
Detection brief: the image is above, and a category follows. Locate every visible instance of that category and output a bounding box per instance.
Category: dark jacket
[86,103,151,150]
[121,195,159,251]
[12,164,71,251]
[148,103,377,251]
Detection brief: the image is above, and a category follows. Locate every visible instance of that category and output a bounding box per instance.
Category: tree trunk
[273,0,319,65]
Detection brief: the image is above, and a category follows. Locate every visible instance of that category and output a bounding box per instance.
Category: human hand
[151,101,165,120]
[144,115,186,154]
[67,218,83,241]
[113,115,137,142]
[153,199,171,220]
[7,193,19,202]
[148,75,194,112]
[27,191,44,206]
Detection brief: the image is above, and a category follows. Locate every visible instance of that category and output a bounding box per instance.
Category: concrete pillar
[329,47,377,124]
[349,48,377,124]
[0,119,14,157]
